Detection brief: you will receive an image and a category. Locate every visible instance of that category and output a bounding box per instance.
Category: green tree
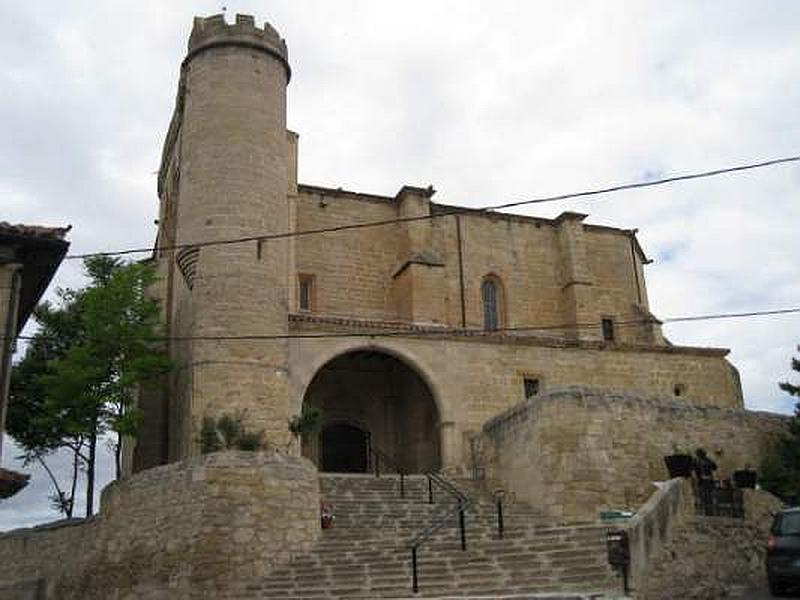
[8,293,87,518]
[760,345,800,501]
[8,256,170,517]
[780,346,800,398]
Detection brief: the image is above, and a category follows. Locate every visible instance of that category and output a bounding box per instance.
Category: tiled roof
[0,222,71,241]
[0,468,30,499]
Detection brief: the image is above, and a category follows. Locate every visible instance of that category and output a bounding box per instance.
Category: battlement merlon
[186,14,291,82]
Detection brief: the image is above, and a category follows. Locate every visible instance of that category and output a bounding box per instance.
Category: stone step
[253,475,616,598]
[292,544,609,565]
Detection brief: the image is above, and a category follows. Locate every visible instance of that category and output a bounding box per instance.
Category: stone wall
[628,478,782,599]
[293,188,404,322]
[292,188,658,345]
[288,333,747,471]
[626,477,689,596]
[482,387,787,520]
[0,452,319,599]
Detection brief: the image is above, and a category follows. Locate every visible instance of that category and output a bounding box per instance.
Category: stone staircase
[253,474,620,599]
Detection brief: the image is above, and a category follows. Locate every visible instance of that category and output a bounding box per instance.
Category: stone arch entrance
[302,350,441,473]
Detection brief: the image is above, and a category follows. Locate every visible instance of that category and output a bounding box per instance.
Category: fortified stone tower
[151,14,292,462]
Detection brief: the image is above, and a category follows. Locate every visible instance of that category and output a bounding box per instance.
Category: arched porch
[301,349,441,473]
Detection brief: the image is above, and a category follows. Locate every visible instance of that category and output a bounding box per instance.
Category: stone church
[1,14,787,599]
[132,13,747,481]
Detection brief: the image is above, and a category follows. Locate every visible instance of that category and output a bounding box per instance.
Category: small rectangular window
[601,318,615,342]
[523,377,540,400]
[298,274,314,311]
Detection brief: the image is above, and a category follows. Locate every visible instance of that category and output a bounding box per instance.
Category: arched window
[481,276,502,331]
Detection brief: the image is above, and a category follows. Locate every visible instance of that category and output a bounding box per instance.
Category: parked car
[767,507,800,596]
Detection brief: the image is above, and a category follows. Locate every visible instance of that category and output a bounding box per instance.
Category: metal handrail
[408,472,472,593]
[426,472,467,503]
[353,442,488,593]
[409,496,471,548]
[367,445,407,498]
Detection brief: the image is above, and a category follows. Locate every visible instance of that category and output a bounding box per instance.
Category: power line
[66,154,800,260]
[661,307,800,323]
[12,306,800,343]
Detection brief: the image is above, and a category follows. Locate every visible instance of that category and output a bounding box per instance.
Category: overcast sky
[2,1,799,529]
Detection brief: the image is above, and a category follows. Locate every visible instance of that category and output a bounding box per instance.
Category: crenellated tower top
[186,13,290,81]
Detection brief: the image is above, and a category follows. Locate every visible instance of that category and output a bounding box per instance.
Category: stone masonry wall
[293,190,403,321]
[288,332,746,471]
[482,387,787,520]
[0,452,319,599]
[628,477,782,599]
[292,189,655,345]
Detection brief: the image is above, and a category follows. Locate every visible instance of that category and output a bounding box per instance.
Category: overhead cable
[65,154,800,260]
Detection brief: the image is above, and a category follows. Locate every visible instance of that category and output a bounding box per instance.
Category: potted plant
[664,444,694,478]
[320,502,335,529]
[733,465,757,489]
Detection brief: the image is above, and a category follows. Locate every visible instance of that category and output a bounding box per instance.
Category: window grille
[482,279,499,331]
[298,275,313,311]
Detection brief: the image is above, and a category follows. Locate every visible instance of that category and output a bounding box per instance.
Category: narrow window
[298,274,314,311]
[601,318,615,342]
[674,383,687,397]
[482,278,500,331]
[523,377,540,400]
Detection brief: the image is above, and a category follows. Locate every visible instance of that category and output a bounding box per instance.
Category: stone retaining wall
[482,387,787,520]
[0,452,319,599]
[628,478,781,598]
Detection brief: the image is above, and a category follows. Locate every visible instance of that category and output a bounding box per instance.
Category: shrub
[200,412,265,453]
[288,406,323,441]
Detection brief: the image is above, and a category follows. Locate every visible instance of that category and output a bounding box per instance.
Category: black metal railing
[408,472,472,593]
[366,444,407,498]
[496,493,504,540]
[355,444,505,593]
[695,485,744,518]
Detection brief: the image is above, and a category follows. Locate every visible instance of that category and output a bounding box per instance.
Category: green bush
[199,412,265,453]
[288,406,323,441]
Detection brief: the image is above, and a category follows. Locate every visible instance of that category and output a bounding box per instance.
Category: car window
[778,512,800,535]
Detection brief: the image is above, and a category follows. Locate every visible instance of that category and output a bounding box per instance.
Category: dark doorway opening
[321,423,368,473]
[302,350,441,474]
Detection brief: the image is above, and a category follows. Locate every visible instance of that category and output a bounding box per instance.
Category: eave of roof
[0,223,71,333]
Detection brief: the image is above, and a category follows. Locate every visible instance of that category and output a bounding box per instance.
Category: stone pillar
[170,14,293,452]
[439,420,458,473]
[392,186,446,324]
[555,212,598,340]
